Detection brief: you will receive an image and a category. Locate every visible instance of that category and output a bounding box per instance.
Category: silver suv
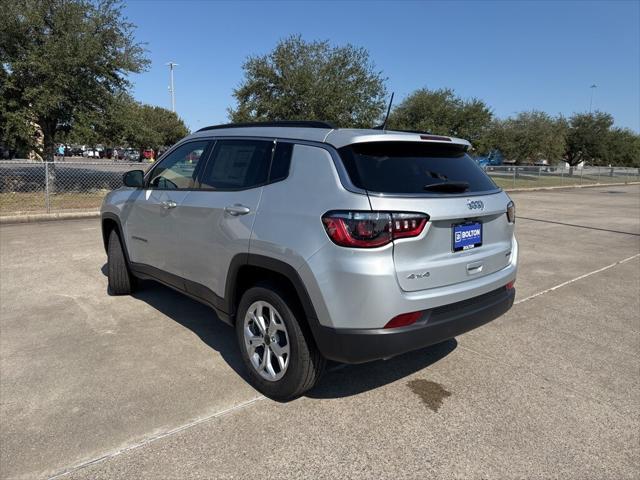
[101,121,518,399]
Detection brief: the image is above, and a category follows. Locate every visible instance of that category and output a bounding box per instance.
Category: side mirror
[123,170,144,188]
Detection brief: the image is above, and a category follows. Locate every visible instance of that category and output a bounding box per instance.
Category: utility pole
[166,62,178,112]
[589,84,597,113]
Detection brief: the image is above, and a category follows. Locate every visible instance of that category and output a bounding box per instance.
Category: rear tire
[107,230,134,295]
[236,283,325,400]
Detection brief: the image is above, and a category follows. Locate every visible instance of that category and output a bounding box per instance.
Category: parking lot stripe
[47,395,266,480]
[46,361,355,479]
[514,253,640,306]
[518,216,640,236]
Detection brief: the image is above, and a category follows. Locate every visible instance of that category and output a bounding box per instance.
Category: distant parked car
[122,149,140,162]
[104,148,124,160]
[68,146,84,157]
[83,148,102,158]
[475,150,504,169]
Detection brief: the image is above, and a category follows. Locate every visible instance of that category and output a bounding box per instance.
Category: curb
[0,211,100,225]
[505,181,639,193]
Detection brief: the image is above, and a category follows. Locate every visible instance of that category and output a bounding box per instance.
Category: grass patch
[0,191,108,215]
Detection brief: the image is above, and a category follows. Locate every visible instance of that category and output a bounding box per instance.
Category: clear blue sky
[123,0,640,133]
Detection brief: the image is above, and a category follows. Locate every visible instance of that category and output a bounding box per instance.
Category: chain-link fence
[0,160,638,217]
[484,165,640,189]
[0,160,150,216]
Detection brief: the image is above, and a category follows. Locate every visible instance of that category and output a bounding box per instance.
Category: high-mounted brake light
[420,135,451,142]
[322,211,428,248]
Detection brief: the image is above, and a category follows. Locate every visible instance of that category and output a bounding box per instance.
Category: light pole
[589,84,597,113]
[166,62,178,112]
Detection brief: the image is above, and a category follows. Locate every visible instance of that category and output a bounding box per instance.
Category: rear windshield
[338,141,498,194]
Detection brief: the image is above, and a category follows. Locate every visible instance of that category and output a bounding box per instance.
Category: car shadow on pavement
[101,266,458,399]
[307,339,457,399]
[129,279,251,382]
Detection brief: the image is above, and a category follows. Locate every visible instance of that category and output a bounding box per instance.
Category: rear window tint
[269,142,293,182]
[200,139,271,190]
[338,142,498,194]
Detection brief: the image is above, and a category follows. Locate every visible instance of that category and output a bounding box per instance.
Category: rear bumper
[314,286,515,364]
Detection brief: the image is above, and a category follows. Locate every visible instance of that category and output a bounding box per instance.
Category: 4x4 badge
[407,272,430,279]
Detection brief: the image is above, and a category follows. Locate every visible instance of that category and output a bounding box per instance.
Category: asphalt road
[1,185,638,479]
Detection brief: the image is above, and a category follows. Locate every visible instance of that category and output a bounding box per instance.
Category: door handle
[161,200,177,209]
[224,204,251,216]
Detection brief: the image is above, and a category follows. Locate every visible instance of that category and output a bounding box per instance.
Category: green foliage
[388,88,493,149]
[229,35,387,127]
[64,94,189,151]
[0,0,149,160]
[385,88,638,166]
[0,67,38,156]
[605,128,640,167]
[564,111,614,166]
[492,111,567,164]
[138,104,190,148]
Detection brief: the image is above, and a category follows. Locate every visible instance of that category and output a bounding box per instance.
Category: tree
[138,104,189,148]
[606,128,640,168]
[0,67,38,158]
[564,112,615,170]
[388,88,493,149]
[493,111,567,165]
[0,0,149,163]
[229,35,387,127]
[63,95,189,154]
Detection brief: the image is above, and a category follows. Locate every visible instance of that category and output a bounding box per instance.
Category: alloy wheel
[243,301,290,381]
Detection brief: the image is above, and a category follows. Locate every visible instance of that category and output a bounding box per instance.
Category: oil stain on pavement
[407,379,451,412]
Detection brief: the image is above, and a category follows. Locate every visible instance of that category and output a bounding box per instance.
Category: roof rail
[197,120,336,132]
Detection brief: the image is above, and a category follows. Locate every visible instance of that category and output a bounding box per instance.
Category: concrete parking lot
[1,185,639,479]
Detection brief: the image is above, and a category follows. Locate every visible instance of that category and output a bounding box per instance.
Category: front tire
[107,230,135,295]
[236,284,325,400]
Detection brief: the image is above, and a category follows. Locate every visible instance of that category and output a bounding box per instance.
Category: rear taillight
[506,201,516,223]
[391,212,429,239]
[321,211,392,248]
[322,211,428,248]
[384,311,423,329]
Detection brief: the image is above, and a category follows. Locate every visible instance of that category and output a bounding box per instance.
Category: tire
[235,283,325,400]
[107,229,135,295]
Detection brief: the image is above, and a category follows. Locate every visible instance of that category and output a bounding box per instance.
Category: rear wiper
[423,181,470,193]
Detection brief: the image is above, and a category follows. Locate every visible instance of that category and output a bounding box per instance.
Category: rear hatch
[338,140,514,292]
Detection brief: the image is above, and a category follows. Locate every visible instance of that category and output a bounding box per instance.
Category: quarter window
[200,140,272,190]
[269,142,293,183]
[148,141,209,189]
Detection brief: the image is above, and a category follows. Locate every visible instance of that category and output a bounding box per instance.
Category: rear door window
[200,140,272,190]
[338,141,498,194]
